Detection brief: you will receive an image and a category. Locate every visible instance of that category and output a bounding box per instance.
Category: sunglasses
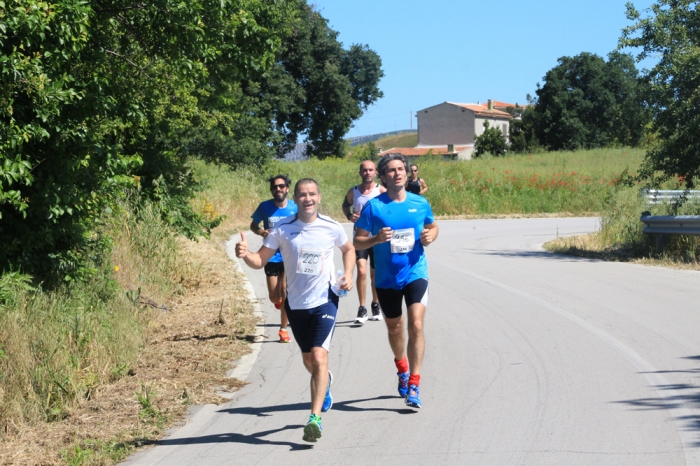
[411,169,418,172]
[272,184,287,190]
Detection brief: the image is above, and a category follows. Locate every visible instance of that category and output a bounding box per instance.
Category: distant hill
[373,132,418,151]
[347,129,416,147]
[281,130,418,161]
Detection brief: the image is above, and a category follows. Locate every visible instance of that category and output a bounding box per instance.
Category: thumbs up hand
[235,232,249,258]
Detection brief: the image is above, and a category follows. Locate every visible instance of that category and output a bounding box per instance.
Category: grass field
[195,147,646,227]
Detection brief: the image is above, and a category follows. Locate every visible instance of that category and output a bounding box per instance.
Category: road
[124,217,700,466]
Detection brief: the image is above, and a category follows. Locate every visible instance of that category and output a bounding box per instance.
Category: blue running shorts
[284,287,339,353]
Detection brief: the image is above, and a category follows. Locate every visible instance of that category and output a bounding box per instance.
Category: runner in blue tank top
[354,154,439,409]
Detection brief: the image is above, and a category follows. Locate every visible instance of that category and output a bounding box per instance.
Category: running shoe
[397,371,410,398]
[278,328,291,343]
[321,370,333,412]
[370,302,383,321]
[405,384,422,409]
[303,414,323,442]
[354,306,368,324]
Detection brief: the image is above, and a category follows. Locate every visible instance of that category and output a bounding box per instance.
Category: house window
[502,124,507,134]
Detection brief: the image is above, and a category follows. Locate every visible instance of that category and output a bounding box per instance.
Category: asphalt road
[124,217,700,466]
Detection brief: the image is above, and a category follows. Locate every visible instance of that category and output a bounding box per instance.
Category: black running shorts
[355,247,375,269]
[264,261,284,277]
[376,279,429,319]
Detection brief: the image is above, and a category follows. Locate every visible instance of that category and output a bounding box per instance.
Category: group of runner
[236,154,438,443]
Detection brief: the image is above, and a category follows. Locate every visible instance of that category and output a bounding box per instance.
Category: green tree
[507,102,540,153]
[0,0,295,278]
[621,0,700,186]
[533,51,647,151]
[474,121,507,157]
[262,1,384,159]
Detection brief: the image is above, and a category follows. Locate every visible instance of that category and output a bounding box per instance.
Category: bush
[474,121,507,157]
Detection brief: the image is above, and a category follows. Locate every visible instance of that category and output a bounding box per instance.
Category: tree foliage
[621,0,700,187]
[532,51,647,151]
[507,103,540,153]
[262,2,384,159]
[474,120,507,157]
[0,0,296,278]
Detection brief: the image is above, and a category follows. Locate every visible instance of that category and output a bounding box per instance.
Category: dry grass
[545,233,700,270]
[0,237,258,465]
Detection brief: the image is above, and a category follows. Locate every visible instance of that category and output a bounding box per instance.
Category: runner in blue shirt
[354,154,439,409]
[250,175,298,342]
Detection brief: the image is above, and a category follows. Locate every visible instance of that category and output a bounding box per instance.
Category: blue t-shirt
[251,199,298,262]
[355,192,434,289]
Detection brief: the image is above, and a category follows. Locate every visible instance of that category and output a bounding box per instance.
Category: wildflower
[114,266,120,272]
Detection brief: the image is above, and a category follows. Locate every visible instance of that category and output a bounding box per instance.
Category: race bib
[298,248,323,275]
[391,228,415,254]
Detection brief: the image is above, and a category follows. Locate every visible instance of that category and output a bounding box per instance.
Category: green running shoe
[303,414,323,442]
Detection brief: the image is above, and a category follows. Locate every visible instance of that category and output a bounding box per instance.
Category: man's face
[359,161,377,184]
[410,165,418,178]
[270,179,289,202]
[294,182,321,218]
[381,160,407,190]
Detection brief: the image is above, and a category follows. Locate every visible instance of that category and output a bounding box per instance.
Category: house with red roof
[379,100,516,160]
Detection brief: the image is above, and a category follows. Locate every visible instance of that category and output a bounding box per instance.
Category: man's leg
[378,287,410,397]
[356,258,368,307]
[384,314,406,361]
[354,256,369,324]
[268,273,290,342]
[370,268,379,304]
[266,275,281,303]
[302,348,329,414]
[277,273,289,328]
[406,303,426,376]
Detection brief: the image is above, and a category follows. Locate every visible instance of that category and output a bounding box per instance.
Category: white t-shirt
[263,213,349,310]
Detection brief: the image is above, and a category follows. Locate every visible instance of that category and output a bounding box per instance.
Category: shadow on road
[614,355,700,447]
[218,395,416,418]
[461,248,604,263]
[149,424,313,451]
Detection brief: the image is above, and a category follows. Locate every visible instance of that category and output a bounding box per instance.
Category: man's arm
[354,227,392,250]
[419,178,428,195]
[338,241,355,291]
[420,221,439,246]
[342,188,358,222]
[250,220,269,238]
[235,232,276,269]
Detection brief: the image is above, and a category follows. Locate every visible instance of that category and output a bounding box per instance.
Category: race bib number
[391,228,415,254]
[298,248,323,275]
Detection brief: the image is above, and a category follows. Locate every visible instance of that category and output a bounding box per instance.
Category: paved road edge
[121,233,264,466]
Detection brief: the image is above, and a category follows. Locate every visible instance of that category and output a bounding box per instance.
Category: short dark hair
[377,154,409,178]
[410,164,418,170]
[269,174,291,190]
[294,178,320,196]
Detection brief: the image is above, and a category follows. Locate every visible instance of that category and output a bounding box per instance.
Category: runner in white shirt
[342,160,386,324]
[235,178,354,443]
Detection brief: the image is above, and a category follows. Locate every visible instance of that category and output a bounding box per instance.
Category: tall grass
[0,198,192,433]
[546,186,700,264]
[205,148,645,223]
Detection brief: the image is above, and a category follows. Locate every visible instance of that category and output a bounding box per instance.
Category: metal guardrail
[640,212,700,236]
[640,212,700,252]
[641,189,700,205]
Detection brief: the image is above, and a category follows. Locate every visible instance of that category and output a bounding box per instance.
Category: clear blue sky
[310,0,655,138]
